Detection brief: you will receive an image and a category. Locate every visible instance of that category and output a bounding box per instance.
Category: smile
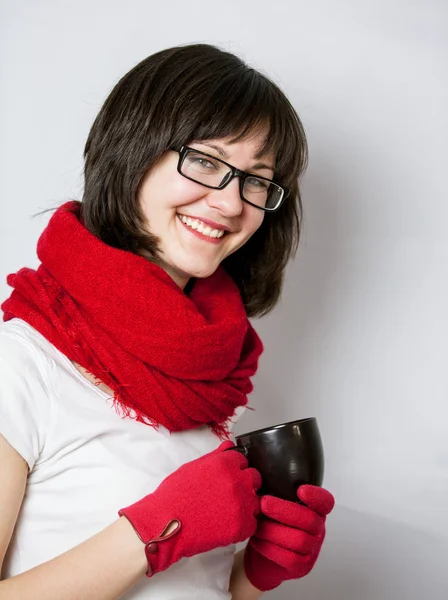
[177,214,226,239]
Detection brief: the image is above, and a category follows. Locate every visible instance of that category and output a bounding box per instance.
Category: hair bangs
[172,68,306,189]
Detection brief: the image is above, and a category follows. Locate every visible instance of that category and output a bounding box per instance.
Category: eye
[246,176,269,190]
[185,152,220,171]
[196,158,216,169]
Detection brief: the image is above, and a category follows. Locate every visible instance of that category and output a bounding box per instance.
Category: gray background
[1,1,447,598]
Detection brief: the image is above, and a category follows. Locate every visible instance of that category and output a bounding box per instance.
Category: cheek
[244,211,265,238]
[139,164,204,211]
[230,213,264,256]
[165,177,207,208]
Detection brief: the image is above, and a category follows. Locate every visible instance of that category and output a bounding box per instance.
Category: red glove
[244,484,335,591]
[119,440,262,577]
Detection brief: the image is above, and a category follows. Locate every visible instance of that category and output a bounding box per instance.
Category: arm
[0,433,27,577]
[0,433,147,600]
[229,549,263,600]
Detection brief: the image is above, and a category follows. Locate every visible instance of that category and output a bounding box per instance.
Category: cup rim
[236,417,316,439]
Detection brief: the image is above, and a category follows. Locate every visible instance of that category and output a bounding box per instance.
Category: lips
[177,213,226,240]
[177,213,231,233]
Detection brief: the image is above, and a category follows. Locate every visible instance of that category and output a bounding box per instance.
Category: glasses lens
[180,149,285,211]
[181,150,231,188]
[242,176,284,210]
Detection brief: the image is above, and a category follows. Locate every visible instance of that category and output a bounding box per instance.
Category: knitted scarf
[2,201,263,437]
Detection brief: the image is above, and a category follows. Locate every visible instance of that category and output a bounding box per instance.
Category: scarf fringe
[44,275,166,430]
[45,275,251,438]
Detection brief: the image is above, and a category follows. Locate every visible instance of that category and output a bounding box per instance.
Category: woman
[0,44,334,599]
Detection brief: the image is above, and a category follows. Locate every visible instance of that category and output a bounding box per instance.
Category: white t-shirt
[0,318,245,599]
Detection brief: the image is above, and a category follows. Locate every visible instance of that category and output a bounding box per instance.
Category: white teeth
[178,214,226,239]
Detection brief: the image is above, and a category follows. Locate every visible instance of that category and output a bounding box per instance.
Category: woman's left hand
[243,484,335,592]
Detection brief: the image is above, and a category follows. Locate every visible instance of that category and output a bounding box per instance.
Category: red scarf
[2,201,263,437]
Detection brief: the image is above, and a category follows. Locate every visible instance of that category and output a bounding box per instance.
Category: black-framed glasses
[173,145,289,212]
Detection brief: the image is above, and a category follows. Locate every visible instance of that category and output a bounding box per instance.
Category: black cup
[230,417,324,503]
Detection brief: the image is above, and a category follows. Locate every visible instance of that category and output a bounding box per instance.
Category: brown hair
[81,43,308,317]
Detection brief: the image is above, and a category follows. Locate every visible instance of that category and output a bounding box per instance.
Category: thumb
[297,485,335,516]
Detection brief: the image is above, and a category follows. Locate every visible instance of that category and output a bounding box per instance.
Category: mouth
[176,213,229,241]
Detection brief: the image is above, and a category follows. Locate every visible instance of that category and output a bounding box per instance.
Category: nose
[205,178,243,218]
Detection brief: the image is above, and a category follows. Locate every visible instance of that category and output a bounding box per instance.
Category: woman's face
[138,130,275,289]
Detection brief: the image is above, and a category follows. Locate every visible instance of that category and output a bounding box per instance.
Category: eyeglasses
[173,146,289,212]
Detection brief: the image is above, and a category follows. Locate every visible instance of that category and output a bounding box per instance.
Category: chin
[176,260,220,280]
[186,266,219,280]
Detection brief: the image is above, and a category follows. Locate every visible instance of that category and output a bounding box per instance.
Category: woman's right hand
[118,440,262,577]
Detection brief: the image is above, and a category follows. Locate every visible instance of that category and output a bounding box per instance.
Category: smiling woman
[81,43,307,316]
[0,43,333,600]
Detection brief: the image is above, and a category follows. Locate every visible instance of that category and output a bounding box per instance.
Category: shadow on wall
[244,156,359,431]
[266,505,448,600]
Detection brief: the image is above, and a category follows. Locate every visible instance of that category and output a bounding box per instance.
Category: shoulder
[0,319,55,389]
[0,319,58,469]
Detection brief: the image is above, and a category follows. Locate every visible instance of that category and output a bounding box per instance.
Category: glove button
[146,543,158,554]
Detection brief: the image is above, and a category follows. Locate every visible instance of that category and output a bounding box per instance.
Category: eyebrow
[198,142,275,172]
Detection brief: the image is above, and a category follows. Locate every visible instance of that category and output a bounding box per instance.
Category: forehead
[199,130,276,163]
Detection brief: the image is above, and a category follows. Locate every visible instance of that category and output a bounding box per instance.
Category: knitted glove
[119,440,262,577]
[244,484,335,591]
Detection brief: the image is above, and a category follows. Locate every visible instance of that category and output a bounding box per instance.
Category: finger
[215,440,236,452]
[254,519,317,555]
[297,485,335,517]
[249,536,315,573]
[215,440,250,469]
[245,467,262,491]
[260,495,324,535]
